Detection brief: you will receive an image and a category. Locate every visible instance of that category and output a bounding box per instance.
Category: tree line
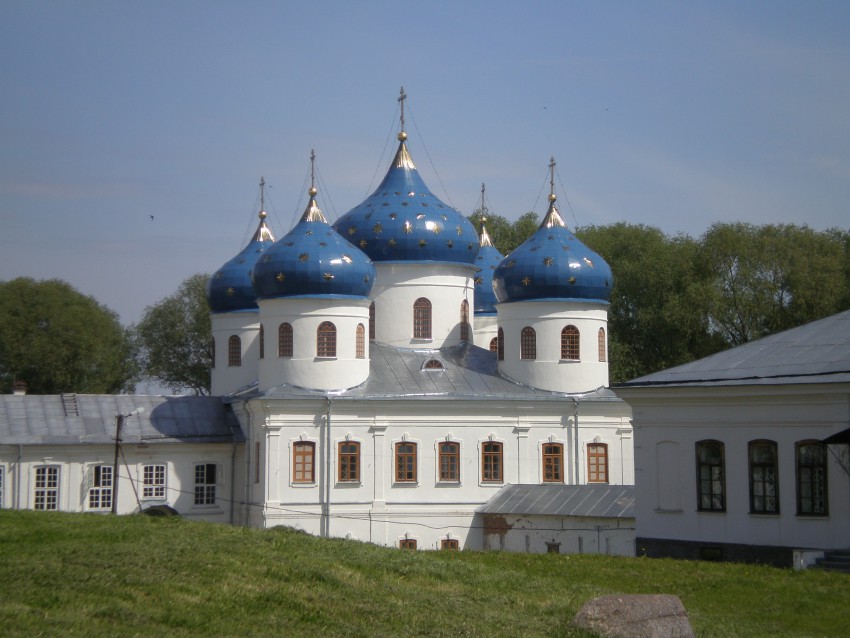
[1,222,847,394]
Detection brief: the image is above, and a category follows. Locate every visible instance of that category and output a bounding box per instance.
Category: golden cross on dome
[398,86,407,137]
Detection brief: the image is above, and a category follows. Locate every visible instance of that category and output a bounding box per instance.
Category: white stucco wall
[620,382,850,552]
[371,262,476,349]
[497,301,609,394]
[210,311,260,396]
[238,395,633,549]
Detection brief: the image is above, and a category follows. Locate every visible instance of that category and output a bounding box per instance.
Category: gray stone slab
[573,594,694,638]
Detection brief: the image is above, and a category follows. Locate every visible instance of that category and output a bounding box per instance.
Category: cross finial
[259,176,265,211]
[397,86,408,141]
[309,149,317,197]
[548,156,557,203]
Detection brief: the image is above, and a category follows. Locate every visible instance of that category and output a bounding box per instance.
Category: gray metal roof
[617,309,850,388]
[0,394,243,446]
[248,342,623,403]
[477,483,635,519]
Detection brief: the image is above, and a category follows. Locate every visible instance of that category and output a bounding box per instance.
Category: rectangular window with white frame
[194,463,217,506]
[34,465,60,510]
[87,465,113,511]
[142,464,166,499]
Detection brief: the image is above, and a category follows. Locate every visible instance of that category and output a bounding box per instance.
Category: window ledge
[314,357,337,361]
[559,358,581,363]
[392,481,419,487]
[291,482,317,488]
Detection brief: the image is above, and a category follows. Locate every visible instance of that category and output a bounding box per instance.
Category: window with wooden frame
[259,324,264,359]
[228,335,242,367]
[395,442,417,482]
[441,538,459,550]
[797,440,828,516]
[278,323,293,357]
[497,327,504,361]
[356,323,365,359]
[489,337,498,353]
[338,441,360,482]
[439,441,460,482]
[696,440,725,512]
[481,441,503,483]
[460,299,470,341]
[749,440,779,514]
[597,327,606,362]
[587,443,608,483]
[87,465,113,510]
[520,326,536,360]
[142,464,166,499]
[317,321,337,358]
[413,297,432,339]
[34,465,59,510]
[399,539,417,550]
[561,325,580,360]
[293,442,315,483]
[194,463,218,506]
[369,302,376,341]
[542,443,564,483]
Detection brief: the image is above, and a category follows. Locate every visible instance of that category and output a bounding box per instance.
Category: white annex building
[0,92,635,554]
[615,310,850,568]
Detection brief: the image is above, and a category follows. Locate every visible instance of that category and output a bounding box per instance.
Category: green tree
[468,211,515,256]
[510,212,539,253]
[700,223,848,346]
[576,223,723,382]
[0,278,135,394]
[133,274,211,395]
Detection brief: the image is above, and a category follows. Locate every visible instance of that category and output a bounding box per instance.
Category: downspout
[572,398,580,485]
[323,397,333,538]
[229,441,236,525]
[16,444,23,509]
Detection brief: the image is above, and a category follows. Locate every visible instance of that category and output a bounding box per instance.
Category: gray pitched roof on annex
[251,342,623,402]
[616,309,850,388]
[477,484,635,519]
[0,394,243,445]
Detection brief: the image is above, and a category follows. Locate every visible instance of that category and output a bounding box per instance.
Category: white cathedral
[0,91,634,554]
[205,91,634,551]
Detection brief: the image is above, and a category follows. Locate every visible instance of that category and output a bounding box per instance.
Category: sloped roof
[617,309,850,388]
[0,394,243,446]
[477,484,635,519]
[250,341,623,403]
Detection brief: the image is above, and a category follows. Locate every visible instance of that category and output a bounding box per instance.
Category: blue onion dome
[473,186,505,313]
[492,159,613,304]
[252,166,375,300]
[207,179,276,312]
[332,89,479,265]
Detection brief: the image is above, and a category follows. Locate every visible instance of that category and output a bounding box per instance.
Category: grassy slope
[0,511,848,637]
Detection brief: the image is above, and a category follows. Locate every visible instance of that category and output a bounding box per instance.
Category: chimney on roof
[13,381,27,395]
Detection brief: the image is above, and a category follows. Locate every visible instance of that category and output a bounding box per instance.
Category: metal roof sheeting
[617,309,850,388]
[0,394,243,446]
[256,341,624,402]
[477,484,635,518]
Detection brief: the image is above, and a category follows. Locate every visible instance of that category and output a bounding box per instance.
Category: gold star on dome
[388,238,397,247]
[323,273,334,281]
[403,221,413,234]
[418,239,427,247]
[583,257,594,267]
[544,257,554,266]
[456,225,463,236]
[360,239,368,248]
[348,227,357,236]
[299,253,309,262]
[226,287,235,296]
[522,277,532,286]
[373,223,383,234]
[474,276,483,285]
[276,273,286,282]
[341,255,352,263]
[432,224,441,234]
[569,276,577,284]
[446,240,453,248]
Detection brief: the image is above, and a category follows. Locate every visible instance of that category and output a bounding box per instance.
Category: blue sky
[2,1,848,327]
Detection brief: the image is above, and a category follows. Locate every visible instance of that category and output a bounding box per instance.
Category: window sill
[291,482,317,488]
[314,357,337,361]
[559,358,581,363]
[335,481,362,487]
[393,481,419,487]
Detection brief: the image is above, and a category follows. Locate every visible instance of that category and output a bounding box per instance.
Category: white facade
[235,393,633,550]
[615,310,850,567]
[210,311,260,396]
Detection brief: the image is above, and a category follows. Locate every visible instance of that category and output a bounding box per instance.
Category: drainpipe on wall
[229,441,237,525]
[323,397,333,538]
[572,398,580,485]
[16,444,23,509]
